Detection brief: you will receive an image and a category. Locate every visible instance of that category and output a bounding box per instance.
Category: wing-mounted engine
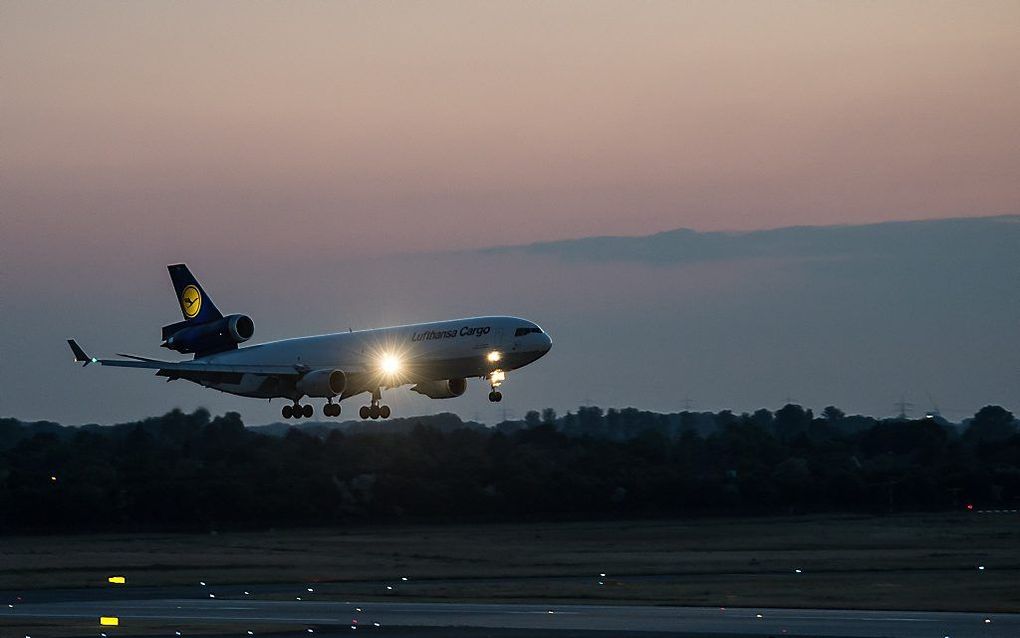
[161,314,254,356]
[410,378,467,399]
[296,369,347,398]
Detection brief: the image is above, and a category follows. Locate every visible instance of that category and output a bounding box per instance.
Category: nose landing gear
[360,388,391,419]
[488,370,505,402]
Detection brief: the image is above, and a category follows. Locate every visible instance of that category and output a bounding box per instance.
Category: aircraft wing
[67,339,301,376]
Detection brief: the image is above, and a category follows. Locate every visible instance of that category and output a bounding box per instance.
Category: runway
[4,596,1020,637]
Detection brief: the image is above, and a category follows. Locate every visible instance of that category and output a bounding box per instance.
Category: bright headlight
[487,351,502,363]
[380,353,401,375]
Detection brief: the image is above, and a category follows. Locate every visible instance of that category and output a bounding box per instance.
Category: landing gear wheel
[488,391,502,403]
[324,403,340,417]
[302,404,313,418]
[282,405,293,419]
[361,387,387,420]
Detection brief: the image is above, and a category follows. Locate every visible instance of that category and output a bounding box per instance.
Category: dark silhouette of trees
[524,410,542,428]
[0,403,1016,533]
[773,404,813,442]
[964,405,1017,445]
[823,406,845,422]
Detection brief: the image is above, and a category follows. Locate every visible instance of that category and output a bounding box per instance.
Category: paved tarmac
[4,597,1020,637]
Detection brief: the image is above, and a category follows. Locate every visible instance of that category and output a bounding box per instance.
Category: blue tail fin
[167,264,223,324]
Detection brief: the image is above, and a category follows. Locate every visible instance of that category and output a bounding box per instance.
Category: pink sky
[3,1,1019,262]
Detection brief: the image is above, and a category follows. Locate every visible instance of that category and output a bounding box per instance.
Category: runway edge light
[100,617,119,626]
[108,576,126,584]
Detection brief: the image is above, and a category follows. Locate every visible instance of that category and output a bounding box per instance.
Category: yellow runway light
[100,617,119,626]
[108,576,126,584]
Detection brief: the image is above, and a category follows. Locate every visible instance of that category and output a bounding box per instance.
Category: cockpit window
[515,327,542,337]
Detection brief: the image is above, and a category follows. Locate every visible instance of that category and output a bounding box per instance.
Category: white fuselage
[191,315,552,401]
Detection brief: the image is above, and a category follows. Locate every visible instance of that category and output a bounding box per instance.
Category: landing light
[487,351,502,363]
[379,354,401,376]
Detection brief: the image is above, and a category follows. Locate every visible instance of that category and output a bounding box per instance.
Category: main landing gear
[282,402,313,419]
[281,400,341,419]
[359,388,391,420]
[487,370,505,402]
[323,399,341,418]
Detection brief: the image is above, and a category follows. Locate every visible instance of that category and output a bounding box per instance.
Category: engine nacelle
[410,378,467,399]
[162,314,255,355]
[226,314,255,343]
[296,369,347,398]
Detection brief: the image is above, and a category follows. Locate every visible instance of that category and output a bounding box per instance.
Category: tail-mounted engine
[410,378,468,399]
[161,314,254,356]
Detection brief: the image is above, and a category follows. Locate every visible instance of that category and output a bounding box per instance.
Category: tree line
[0,404,1016,533]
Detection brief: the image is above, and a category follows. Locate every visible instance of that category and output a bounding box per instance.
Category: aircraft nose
[541,333,553,352]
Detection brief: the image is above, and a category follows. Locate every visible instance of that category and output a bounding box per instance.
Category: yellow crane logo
[181,285,202,319]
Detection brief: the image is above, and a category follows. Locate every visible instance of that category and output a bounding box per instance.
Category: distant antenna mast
[894,395,914,419]
[925,392,942,419]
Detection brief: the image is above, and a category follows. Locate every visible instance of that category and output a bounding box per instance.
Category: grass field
[2,513,1018,612]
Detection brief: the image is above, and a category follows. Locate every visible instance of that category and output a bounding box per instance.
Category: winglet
[67,339,97,367]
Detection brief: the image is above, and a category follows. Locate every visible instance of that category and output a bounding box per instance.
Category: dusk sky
[2,2,1018,424]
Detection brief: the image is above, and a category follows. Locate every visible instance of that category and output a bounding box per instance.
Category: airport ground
[3,513,1019,636]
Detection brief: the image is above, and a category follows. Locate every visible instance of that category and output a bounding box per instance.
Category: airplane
[68,264,552,420]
